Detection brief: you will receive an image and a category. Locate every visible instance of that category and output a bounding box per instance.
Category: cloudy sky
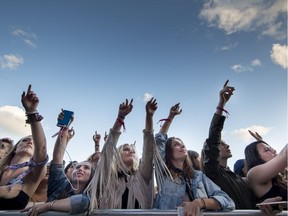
[0,0,287,169]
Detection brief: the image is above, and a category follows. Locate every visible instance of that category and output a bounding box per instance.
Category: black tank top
[0,190,29,210]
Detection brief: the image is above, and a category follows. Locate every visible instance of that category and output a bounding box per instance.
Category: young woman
[153,102,235,215]
[22,110,95,215]
[245,141,287,203]
[86,98,157,212]
[0,85,48,210]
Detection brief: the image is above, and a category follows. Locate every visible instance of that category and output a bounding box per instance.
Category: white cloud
[11,28,37,39]
[11,27,37,47]
[219,42,238,51]
[270,44,288,69]
[0,54,24,70]
[24,39,36,48]
[200,0,287,40]
[251,59,262,66]
[143,93,153,102]
[231,125,273,143]
[0,106,31,137]
[231,64,252,73]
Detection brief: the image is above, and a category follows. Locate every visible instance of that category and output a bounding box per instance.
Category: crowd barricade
[1,209,287,216]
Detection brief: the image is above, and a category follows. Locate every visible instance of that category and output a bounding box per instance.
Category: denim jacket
[47,162,90,214]
[154,132,235,211]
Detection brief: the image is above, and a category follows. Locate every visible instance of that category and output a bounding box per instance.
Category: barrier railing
[1,209,287,216]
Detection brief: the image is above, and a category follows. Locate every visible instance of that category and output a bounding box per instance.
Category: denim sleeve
[47,162,67,201]
[69,194,90,214]
[155,132,168,161]
[202,173,235,211]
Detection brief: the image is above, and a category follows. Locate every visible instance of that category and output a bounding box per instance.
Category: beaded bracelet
[26,112,43,124]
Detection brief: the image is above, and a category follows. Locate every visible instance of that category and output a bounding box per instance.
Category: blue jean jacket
[153,169,235,210]
[153,132,235,211]
[47,162,90,214]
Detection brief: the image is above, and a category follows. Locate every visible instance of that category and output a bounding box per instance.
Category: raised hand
[93,131,101,143]
[146,97,158,116]
[170,102,182,117]
[21,84,39,113]
[219,80,235,106]
[103,131,108,142]
[118,99,133,118]
[248,130,263,141]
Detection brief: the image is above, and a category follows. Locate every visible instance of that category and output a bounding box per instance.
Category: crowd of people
[0,82,287,216]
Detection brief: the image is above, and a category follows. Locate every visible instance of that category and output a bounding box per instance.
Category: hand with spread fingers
[248,130,263,141]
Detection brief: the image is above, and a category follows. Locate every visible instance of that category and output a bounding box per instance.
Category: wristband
[200,198,206,209]
[26,112,44,124]
[216,106,230,117]
[50,200,56,210]
[117,118,126,131]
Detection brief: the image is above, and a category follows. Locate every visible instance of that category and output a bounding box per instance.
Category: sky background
[0,0,287,170]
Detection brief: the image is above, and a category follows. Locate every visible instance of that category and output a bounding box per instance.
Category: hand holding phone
[57,110,74,127]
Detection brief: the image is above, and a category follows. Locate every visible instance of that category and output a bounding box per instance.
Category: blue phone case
[57,110,74,127]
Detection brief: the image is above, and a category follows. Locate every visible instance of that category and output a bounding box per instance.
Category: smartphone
[256,201,287,211]
[57,110,74,127]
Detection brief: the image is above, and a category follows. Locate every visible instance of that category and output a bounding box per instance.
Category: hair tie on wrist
[200,198,206,209]
[216,106,230,118]
[157,118,171,127]
[118,115,125,120]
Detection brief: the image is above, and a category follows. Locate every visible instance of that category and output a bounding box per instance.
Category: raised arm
[21,84,47,163]
[140,98,157,184]
[93,131,101,152]
[155,103,182,160]
[202,80,235,177]
[159,102,182,134]
[52,111,75,164]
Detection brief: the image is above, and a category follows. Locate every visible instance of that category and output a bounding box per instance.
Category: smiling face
[72,161,93,184]
[256,142,277,162]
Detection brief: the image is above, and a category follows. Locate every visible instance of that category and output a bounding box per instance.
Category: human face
[73,161,92,183]
[219,141,232,159]
[121,144,136,168]
[15,136,34,156]
[256,142,277,162]
[0,142,11,159]
[172,138,187,160]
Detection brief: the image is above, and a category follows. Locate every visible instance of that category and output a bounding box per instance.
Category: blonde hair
[113,143,139,174]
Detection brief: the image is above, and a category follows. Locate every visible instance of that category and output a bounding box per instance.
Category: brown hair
[165,137,194,179]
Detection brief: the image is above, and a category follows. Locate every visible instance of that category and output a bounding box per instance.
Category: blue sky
[0,0,287,169]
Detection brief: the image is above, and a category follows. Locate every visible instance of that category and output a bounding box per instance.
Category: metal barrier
[1,209,287,216]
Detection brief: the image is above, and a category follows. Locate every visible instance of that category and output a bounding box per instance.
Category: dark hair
[64,161,78,174]
[245,140,287,192]
[0,137,14,146]
[187,150,201,170]
[165,137,194,179]
[244,140,268,171]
